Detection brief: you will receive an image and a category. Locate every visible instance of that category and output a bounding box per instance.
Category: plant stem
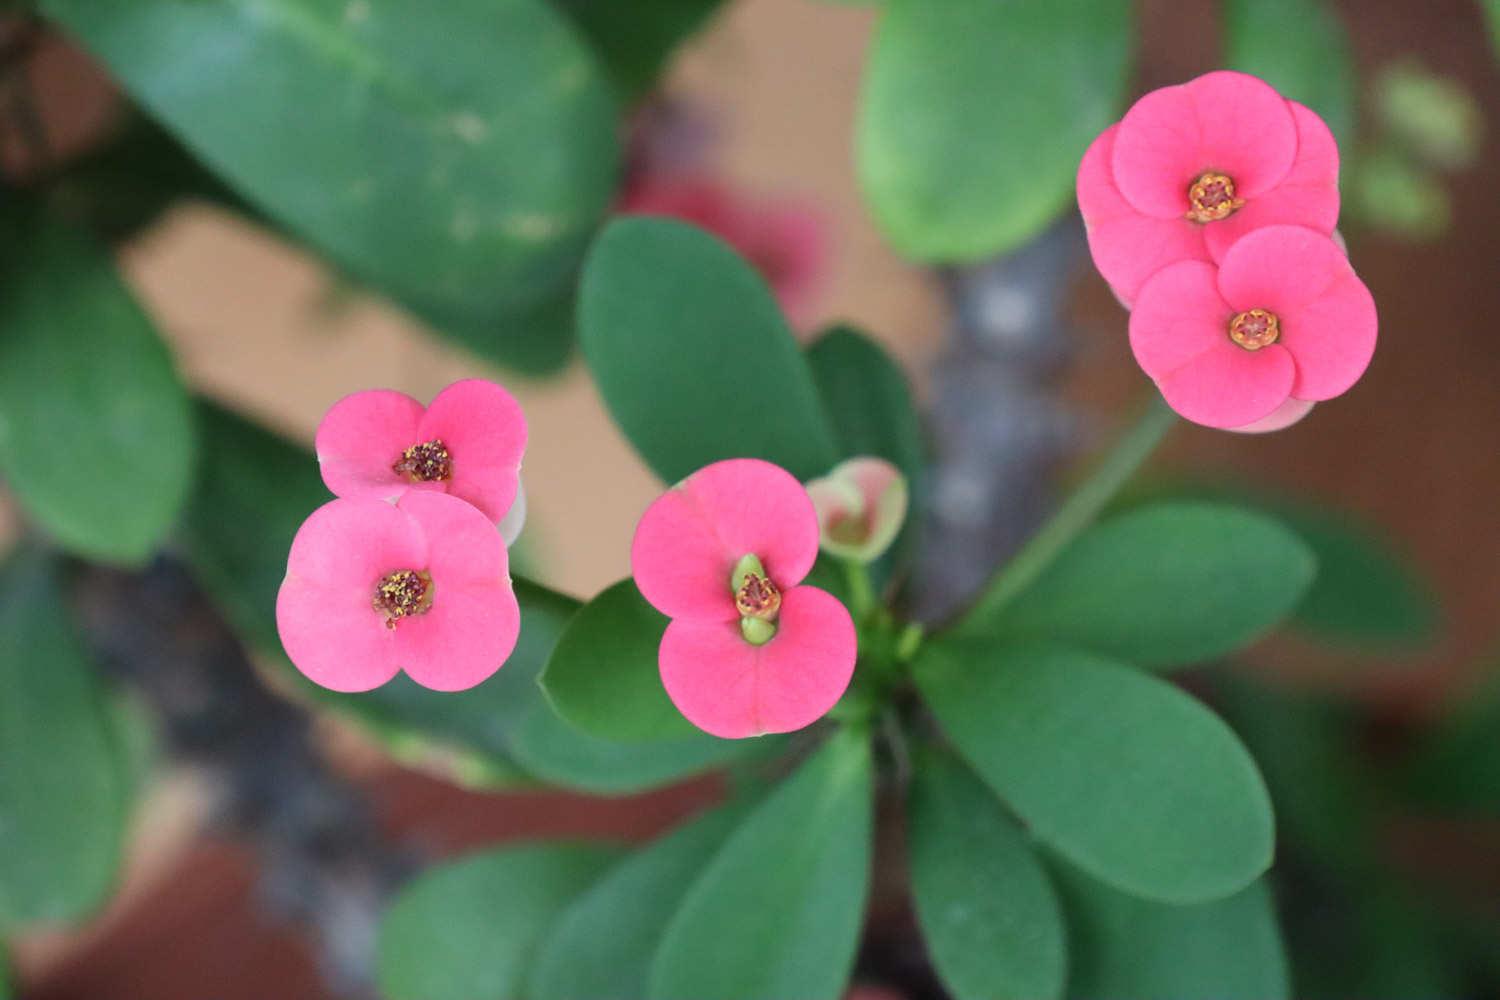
[843,558,876,622]
[958,394,1177,628]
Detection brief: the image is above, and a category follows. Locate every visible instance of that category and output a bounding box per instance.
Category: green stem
[960,394,1177,627]
[843,558,876,622]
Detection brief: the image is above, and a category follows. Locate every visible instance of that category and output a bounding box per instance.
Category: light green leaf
[580,217,839,484]
[540,579,696,743]
[0,213,194,564]
[377,843,617,1000]
[553,0,727,98]
[856,0,1130,260]
[43,0,619,369]
[916,640,1274,903]
[983,502,1316,669]
[530,804,745,999]
[0,549,131,929]
[909,747,1066,1000]
[1226,0,1356,144]
[1052,859,1289,1000]
[648,729,874,1000]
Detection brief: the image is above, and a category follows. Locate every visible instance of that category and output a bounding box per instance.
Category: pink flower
[276,492,520,692]
[1129,225,1376,431]
[315,379,526,535]
[617,175,828,329]
[630,459,858,739]
[1077,71,1340,306]
[806,457,909,563]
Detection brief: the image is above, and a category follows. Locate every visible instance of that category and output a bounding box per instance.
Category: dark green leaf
[915,640,1273,903]
[580,217,839,483]
[1052,859,1289,1000]
[856,0,1130,260]
[908,747,1066,1000]
[984,502,1316,669]
[648,729,873,1000]
[540,579,695,743]
[0,549,131,928]
[1226,0,1356,144]
[43,0,620,368]
[377,843,617,1000]
[1403,669,1500,817]
[530,804,744,999]
[0,213,194,564]
[553,0,727,97]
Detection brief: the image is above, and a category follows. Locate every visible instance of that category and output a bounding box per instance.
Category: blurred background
[1,0,1498,997]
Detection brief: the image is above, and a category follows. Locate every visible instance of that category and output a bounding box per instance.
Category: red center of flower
[1186,171,1245,223]
[393,439,452,482]
[735,572,782,621]
[1228,308,1281,351]
[372,569,433,629]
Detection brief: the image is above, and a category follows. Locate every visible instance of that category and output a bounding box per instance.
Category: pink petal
[1128,261,1234,378]
[658,585,857,739]
[393,581,520,692]
[315,389,425,501]
[1111,71,1299,219]
[808,457,909,562]
[418,379,527,525]
[282,497,428,591]
[1228,396,1315,434]
[397,491,508,587]
[631,459,821,621]
[1155,340,1296,430]
[1279,270,1378,400]
[1204,101,1341,261]
[1216,224,1349,314]
[1077,125,1210,305]
[276,575,401,692]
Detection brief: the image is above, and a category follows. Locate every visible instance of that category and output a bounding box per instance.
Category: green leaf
[1052,859,1289,1000]
[530,804,745,999]
[540,579,695,743]
[981,502,1316,669]
[1226,0,1356,144]
[0,213,194,564]
[856,0,1129,260]
[43,0,620,367]
[908,747,1066,1000]
[580,217,839,484]
[377,843,617,1000]
[915,640,1273,903]
[1403,669,1500,817]
[553,0,727,98]
[648,729,874,1000]
[0,549,131,928]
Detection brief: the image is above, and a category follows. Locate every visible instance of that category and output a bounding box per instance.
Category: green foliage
[856,0,1129,260]
[648,730,874,1000]
[908,748,1066,1000]
[529,804,745,999]
[0,549,131,929]
[377,843,618,1000]
[540,579,697,742]
[1226,0,1356,144]
[553,0,727,97]
[982,502,1315,669]
[44,0,620,372]
[0,212,194,565]
[581,218,839,483]
[1403,669,1500,816]
[916,640,1273,903]
[1052,860,1290,1000]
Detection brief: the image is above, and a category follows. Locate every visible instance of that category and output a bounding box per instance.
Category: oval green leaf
[540,579,696,742]
[915,640,1274,903]
[648,729,874,1000]
[0,214,194,565]
[856,0,1130,261]
[377,843,617,1000]
[1227,0,1356,144]
[0,550,131,928]
[988,502,1316,669]
[909,747,1066,1000]
[43,0,620,359]
[580,217,839,484]
[554,0,728,98]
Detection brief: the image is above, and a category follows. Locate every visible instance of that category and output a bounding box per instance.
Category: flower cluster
[276,380,527,692]
[1078,71,1377,431]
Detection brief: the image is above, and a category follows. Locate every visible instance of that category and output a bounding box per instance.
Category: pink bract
[1129,225,1377,430]
[1077,71,1340,306]
[631,458,857,739]
[806,456,909,563]
[315,379,527,529]
[276,492,519,693]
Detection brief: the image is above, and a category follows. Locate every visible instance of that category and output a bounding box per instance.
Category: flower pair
[1077,71,1377,431]
[276,380,527,692]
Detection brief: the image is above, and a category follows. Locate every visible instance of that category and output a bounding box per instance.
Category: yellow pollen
[373,569,433,628]
[394,439,452,482]
[1186,171,1245,223]
[1229,309,1281,351]
[734,573,782,621]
